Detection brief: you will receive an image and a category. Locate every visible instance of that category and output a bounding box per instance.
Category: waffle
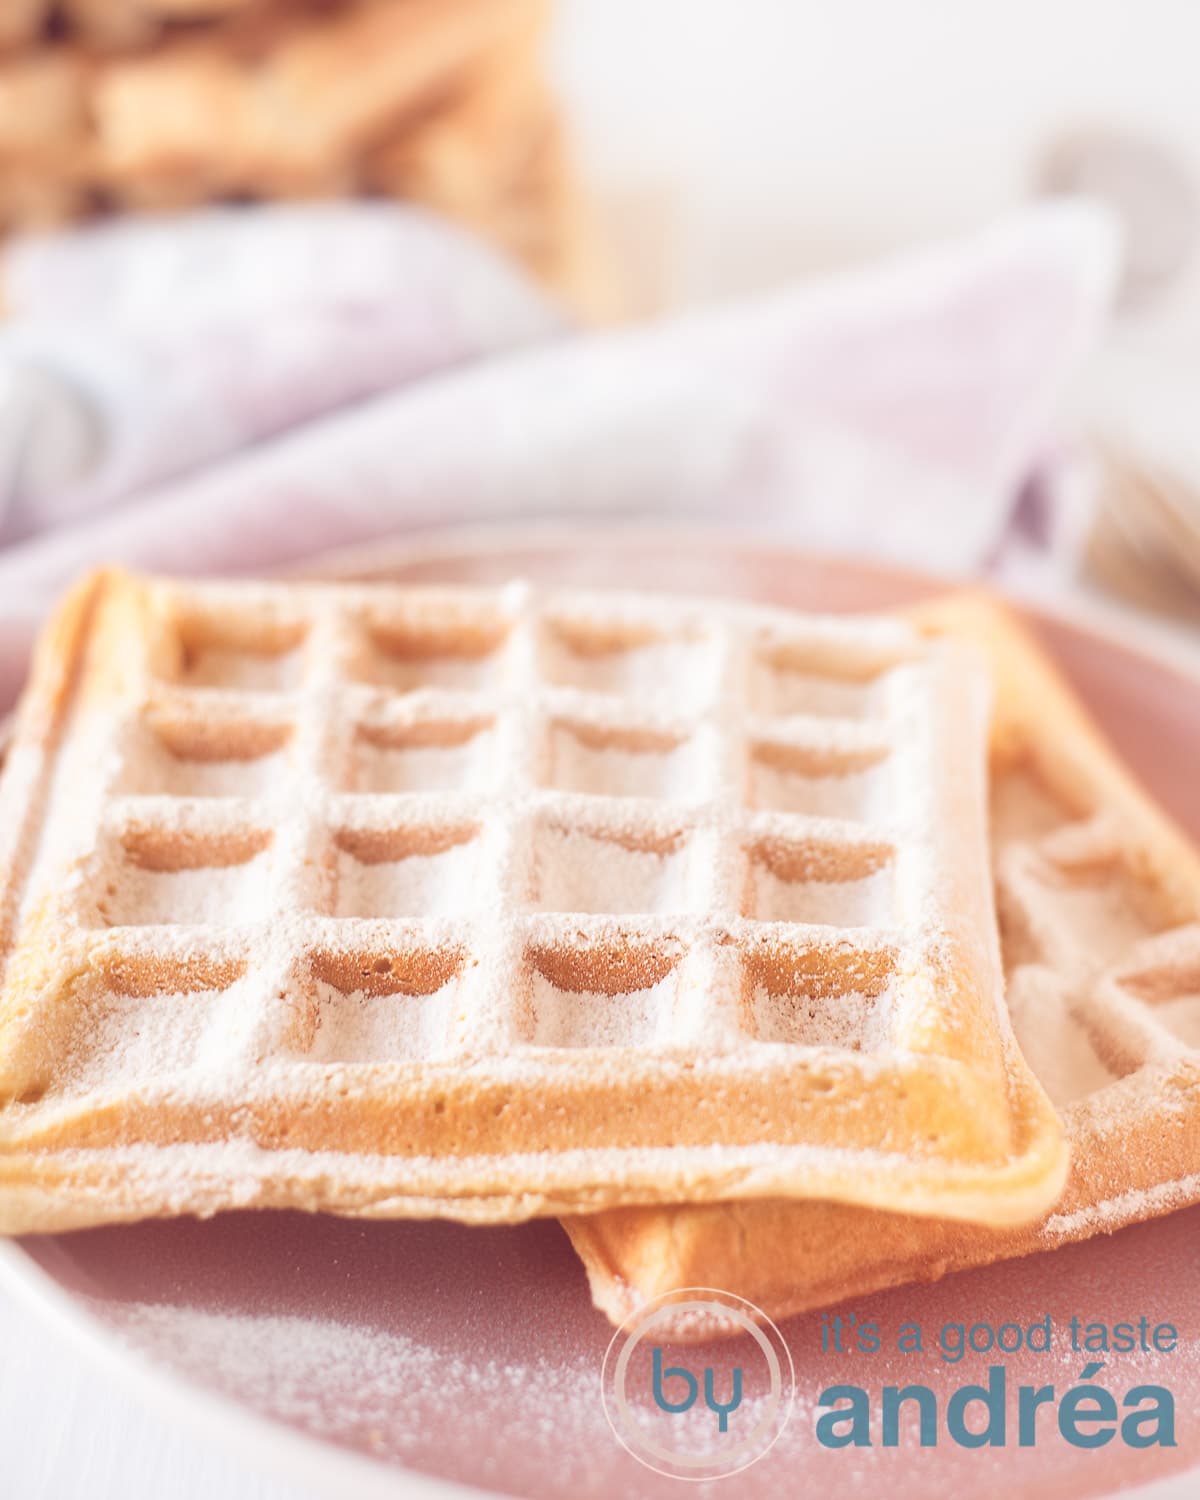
[0,1,375,52]
[0,2,51,53]
[0,0,600,307]
[0,4,386,54]
[0,0,539,196]
[0,570,1064,1233]
[565,595,1200,1336]
[92,0,543,202]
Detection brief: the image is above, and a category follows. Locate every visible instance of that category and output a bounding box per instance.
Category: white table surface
[0,1270,318,1500]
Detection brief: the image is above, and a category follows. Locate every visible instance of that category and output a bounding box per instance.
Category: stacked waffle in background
[0,0,605,311]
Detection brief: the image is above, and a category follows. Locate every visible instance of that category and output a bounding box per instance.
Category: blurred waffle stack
[1081,344,1200,630]
[0,0,610,312]
[1086,445,1200,629]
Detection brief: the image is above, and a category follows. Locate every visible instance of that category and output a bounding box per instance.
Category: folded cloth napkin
[0,203,567,544]
[0,200,1117,709]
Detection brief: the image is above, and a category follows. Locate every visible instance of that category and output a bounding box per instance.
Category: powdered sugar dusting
[304,980,461,1062]
[334,838,482,919]
[531,828,693,916]
[528,973,677,1048]
[182,644,304,692]
[1156,993,1200,1047]
[352,732,494,794]
[1006,968,1116,1107]
[56,989,230,1093]
[96,859,275,927]
[64,1197,1200,1500]
[748,864,893,927]
[749,983,893,1050]
[749,755,888,820]
[986,758,1200,1239]
[546,724,698,800]
[0,574,1032,1229]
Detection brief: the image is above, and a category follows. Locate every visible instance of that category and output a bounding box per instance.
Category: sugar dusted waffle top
[565,596,1200,1336]
[0,570,1064,1232]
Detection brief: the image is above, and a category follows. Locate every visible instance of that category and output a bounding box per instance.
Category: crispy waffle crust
[564,594,1200,1338]
[0,570,1064,1232]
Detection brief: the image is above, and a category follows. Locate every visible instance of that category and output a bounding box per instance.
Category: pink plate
[3,528,1198,1500]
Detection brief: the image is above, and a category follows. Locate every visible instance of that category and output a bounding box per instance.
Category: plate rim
[296,516,1200,688]
[0,1229,492,1500]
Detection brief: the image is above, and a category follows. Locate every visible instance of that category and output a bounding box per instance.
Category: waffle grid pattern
[71,580,939,1068]
[995,771,1200,1107]
[0,574,1069,1229]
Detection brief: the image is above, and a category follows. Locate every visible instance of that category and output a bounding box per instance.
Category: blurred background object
[550,0,1200,629]
[0,0,609,315]
[0,202,568,546]
[551,0,1200,309]
[0,0,1198,632]
[0,202,1119,713]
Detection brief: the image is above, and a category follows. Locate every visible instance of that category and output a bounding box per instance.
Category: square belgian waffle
[0,570,1064,1232]
[565,595,1200,1336]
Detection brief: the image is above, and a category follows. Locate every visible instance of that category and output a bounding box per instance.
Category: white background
[555,0,1200,314]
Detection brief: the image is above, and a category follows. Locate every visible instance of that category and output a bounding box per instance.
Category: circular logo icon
[600,1287,794,1481]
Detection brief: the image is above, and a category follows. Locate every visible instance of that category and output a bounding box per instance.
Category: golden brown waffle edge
[0,568,1065,1232]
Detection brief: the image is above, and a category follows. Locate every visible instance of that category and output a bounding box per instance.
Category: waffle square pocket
[0,570,1064,1232]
